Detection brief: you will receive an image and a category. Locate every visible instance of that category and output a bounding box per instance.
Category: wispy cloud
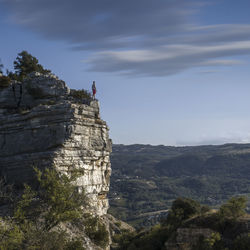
[176,130,250,146]
[2,0,250,76]
[88,41,250,76]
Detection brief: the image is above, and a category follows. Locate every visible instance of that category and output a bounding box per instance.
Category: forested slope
[109,144,250,227]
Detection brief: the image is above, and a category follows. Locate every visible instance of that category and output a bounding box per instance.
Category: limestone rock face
[0,72,112,216]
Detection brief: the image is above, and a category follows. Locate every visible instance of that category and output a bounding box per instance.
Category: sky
[1,0,250,146]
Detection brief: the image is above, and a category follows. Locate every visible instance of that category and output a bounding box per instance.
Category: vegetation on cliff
[70,89,92,102]
[112,196,250,250]
[1,52,92,104]
[0,168,109,249]
[0,51,51,88]
[8,51,50,82]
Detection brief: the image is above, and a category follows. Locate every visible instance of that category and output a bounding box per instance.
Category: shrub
[0,168,90,249]
[114,224,170,250]
[191,232,224,250]
[83,215,109,248]
[200,205,211,216]
[115,221,122,228]
[0,178,14,205]
[70,89,92,101]
[219,196,247,221]
[65,239,86,250]
[232,233,250,250]
[0,76,11,89]
[0,220,24,250]
[35,168,88,230]
[0,62,3,74]
[172,198,201,219]
[165,197,201,228]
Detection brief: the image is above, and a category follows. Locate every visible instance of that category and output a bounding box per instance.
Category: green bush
[83,215,109,248]
[191,233,224,250]
[0,76,11,89]
[0,178,14,205]
[0,219,24,250]
[70,89,92,101]
[65,239,86,250]
[115,221,122,227]
[0,167,91,249]
[164,197,201,228]
[219,196,247,221]
[114,224,170,250]
[35,168,88,230]
[232,233,250,250]
[0,62,3,74]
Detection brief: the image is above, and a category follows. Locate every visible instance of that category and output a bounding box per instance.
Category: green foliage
[0,219,24,250]
[192,233,225,250]
[0,217,86,250]
[21,228,69,250]
[0,62,3,74]
[0,167,92,249]
[65,239,86,250]
[112,230,136,249]
[35,168,87,230]
[14,184,37,226]
[110,144,250,228]
[232,233,250,250]
[115,221,122,227]
[0,179,14,205]
[113,196,250,250]
[6,70,19,81]
[219,196,247,221]
[114,224,170,250]
[172,197,201,219]
[165,197,201,228]
[200,205,211,216]
[12,168,87,231]
[83,215,109,248]
[0,76,11,89]
[13,51,51,80]
[70,89,92,101]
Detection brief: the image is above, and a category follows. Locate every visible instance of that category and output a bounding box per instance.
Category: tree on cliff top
[13,51,51,80]
[0,60,11,89]
[0,61,3,74]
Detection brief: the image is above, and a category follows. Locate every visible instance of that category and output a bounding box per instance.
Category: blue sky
[1,0,250,146]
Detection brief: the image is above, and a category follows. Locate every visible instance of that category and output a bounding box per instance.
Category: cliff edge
[0,72,112,216]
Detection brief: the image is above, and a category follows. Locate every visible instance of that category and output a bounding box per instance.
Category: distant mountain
[109,143,250,228]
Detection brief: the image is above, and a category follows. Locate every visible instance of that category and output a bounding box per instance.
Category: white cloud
[2,0,250,76]
[88,41,250,76]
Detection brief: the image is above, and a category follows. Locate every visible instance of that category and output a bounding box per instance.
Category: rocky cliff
[0,72,112,216]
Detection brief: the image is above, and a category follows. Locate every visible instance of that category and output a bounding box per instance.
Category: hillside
[109,144,250,227]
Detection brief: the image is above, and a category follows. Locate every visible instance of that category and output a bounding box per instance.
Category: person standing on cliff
[92,81,96,100]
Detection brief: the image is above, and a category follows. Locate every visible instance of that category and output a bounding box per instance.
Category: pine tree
[0,60,3,74]
[13,51,50,79]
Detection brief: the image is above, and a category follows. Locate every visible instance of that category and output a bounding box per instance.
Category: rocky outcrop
[0,72,112,216]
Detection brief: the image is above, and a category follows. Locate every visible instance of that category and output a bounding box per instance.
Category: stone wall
[0,72,112,215]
